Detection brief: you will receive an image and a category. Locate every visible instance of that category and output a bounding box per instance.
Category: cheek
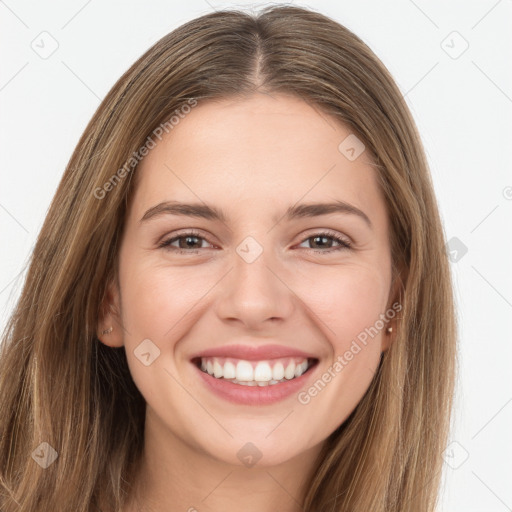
[119,255,210,339]
[293,266,389,429]
[117,258,212,411]
[298,264,390,352]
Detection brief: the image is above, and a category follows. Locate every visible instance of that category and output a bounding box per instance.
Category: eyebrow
[139,200,372,229]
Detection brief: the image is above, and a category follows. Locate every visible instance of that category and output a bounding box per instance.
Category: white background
[1,1,511,510]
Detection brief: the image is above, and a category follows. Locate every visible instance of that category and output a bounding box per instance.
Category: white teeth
[233,378,283,386]
[272,362,285,381]
[236,380,258,386]
[223,361,236,379]
[294,360,308,377]
[254,362,272,382]
[213,360,223,378]
[236,360,254,382]
[284,362,296,380]
[199,356,315,385]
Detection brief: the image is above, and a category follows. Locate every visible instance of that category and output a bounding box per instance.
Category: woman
[0,5,457,511]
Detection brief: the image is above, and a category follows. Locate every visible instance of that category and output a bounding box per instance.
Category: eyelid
[157,228,215,248]
[299,228,352,246]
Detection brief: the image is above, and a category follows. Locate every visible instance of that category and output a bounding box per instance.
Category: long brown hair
[0,6,457,511]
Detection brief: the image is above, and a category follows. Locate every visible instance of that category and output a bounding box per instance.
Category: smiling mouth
[191,356,319,386]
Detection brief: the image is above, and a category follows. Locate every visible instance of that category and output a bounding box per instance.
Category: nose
[214,244,295,331]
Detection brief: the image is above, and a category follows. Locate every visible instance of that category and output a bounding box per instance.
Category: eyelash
[157,230,352,254]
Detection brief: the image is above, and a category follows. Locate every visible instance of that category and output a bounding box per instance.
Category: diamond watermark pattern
[31,442,58,469]
[31,31,59,59]
[134,338,161,366]
[443,441,470,469]
[441,31,469,60]
[236,236,263,264]
[446,236,468,263]
[338,134,365,161]
[237,442,263,468]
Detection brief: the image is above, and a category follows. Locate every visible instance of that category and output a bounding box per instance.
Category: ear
[96,276,124,348]
[381,317,397,352]
[381,265,405,352]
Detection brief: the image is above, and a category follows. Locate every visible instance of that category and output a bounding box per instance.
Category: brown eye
[158,231,212,253]
[298,231,352,253]
[174,235,203,249]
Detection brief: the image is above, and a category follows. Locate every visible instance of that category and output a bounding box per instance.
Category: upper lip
[192,344,318,361]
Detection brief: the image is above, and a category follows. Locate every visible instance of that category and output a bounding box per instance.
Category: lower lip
[192,359,319,406]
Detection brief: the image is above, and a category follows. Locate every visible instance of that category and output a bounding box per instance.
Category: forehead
[130,93,387,227]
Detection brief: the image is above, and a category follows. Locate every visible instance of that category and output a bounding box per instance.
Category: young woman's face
[104,92,396,467]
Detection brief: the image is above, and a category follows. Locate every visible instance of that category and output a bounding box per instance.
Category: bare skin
[98,92,398,512]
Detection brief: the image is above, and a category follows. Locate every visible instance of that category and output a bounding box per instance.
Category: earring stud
[385,326,393,334]
[102,326,113,335]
